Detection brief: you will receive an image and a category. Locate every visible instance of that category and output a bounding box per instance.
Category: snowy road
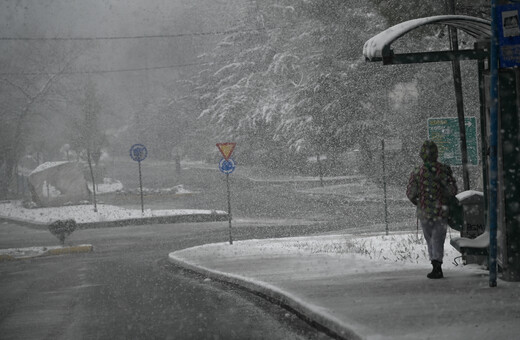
[0,163,419,338]
[0,220,335,339]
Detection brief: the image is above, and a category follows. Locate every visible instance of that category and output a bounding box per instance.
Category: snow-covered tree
[181,0,483,181]
[68,80,108,210]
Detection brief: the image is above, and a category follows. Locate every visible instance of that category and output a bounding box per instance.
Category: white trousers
[420,218,448,263]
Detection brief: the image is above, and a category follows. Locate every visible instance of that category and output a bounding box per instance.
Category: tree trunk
[87,150,97,212]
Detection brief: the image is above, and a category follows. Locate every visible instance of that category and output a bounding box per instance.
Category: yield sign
[216,143,236,160]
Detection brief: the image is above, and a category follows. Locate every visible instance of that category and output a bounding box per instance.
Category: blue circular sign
[130,144,148,162]
[219,158,236,174]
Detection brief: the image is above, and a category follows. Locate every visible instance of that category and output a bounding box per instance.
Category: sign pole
[381,140,389,235]
[216,143,237,245]
[138,160,144,214]
[226,173,233,245]
[129,144,148,215]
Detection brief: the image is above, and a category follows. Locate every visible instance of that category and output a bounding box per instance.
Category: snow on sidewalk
[171,232,482,272]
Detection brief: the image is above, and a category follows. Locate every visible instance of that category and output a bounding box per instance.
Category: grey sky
[0,0,245,126]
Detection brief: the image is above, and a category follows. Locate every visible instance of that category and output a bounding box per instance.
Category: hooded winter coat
[406,140,458,220]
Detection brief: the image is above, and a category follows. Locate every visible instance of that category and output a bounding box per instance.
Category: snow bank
[0,200,226,224]
[174,233,464,268]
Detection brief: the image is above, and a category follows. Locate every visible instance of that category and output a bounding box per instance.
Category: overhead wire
[0,61,214,76]
[0,26,289,41]
[0,26,290,76]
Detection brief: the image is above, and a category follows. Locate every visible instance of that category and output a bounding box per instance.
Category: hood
[420,140,438,163]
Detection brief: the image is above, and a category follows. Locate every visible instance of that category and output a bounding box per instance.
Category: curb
[168,253,362,340]
[44,244,94,256]
[1,213,228,230]
[77,213,228,229]
[0,244,94,262]
[0,217,48,229]
[0,254,15,261]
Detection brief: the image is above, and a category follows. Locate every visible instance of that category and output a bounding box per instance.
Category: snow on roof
[30,161,71,175]
[363,15,491,61]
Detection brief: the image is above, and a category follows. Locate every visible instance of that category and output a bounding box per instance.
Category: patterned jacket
[406,142,458,220]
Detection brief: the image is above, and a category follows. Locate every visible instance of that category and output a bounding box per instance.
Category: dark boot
[427,260,444,279]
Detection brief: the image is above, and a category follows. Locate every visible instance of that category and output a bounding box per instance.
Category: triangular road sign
[216,143,236,160]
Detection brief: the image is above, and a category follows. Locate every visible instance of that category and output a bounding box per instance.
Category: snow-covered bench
[450,230,489,257]
[449,191,488,264]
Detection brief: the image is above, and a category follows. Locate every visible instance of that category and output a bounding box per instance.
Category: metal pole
[447,0,470,190]
[381,140,389,235]
[489,0,499,288]
[138,160,144,214]
[478,56,489,234]
[226,173,233,244]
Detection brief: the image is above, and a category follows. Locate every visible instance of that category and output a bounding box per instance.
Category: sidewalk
[169,234,520,340]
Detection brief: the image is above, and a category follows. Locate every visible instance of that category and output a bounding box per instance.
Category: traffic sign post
[427,117,478,166]
[130,144,148,213]
[217,143,236,245]
[381,140,389,236]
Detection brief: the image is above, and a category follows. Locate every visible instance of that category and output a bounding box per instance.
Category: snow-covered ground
[0,195,466,269]
[87,178,124,193]
[0,200,226,225]
[87,178,194,195]
[0,197,226,259]
[169,233,493,340]
[1,169,464,269]
[173,232,468,270]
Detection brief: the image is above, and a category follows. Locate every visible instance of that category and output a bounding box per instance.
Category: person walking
[406,140,458,279]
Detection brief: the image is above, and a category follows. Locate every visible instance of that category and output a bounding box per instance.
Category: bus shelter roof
[363,15,491,65]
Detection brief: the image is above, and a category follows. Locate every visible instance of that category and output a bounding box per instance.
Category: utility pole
[488,0,500,288]
[447,0,471,191]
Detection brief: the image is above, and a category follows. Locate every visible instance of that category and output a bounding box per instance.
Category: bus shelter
[363,15,520,282]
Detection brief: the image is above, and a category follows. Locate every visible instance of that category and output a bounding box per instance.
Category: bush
[48,219,77,245]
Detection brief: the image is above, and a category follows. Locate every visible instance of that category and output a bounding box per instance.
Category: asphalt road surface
[1,161,415,339]
[0,220,337,340]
